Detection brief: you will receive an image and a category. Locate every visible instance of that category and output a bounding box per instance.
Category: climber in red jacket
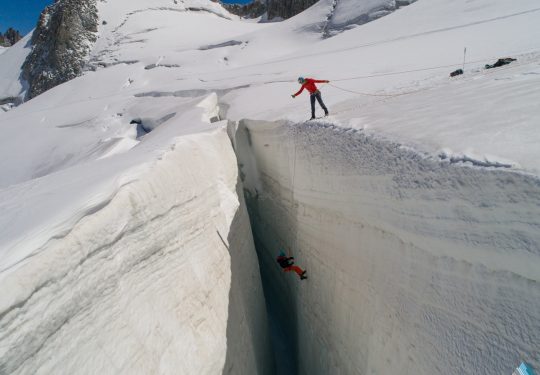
[292,77,330,120]
[277,251,307,280]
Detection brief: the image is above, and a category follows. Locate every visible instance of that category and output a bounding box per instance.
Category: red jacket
[277,255,294,269]
[294,78,328,96]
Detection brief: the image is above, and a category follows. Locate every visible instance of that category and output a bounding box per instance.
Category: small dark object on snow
[450,69,463,77]
[485,58,516,69]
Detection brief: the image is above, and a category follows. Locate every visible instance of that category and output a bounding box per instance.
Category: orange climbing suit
[283,265,305,276]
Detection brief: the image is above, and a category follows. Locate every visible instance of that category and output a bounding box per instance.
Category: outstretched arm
[312,79,329,83]
[293,84,306,97]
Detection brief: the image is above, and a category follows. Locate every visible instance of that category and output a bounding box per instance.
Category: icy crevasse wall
[0,131,272,375]
[234,120,540,375]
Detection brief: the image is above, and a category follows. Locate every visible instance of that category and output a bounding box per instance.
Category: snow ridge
[0,130,271,375]
[322,0,416,38]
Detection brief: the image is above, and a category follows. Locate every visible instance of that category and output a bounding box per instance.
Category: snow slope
[0,33,32,103]
[0,1,273,374]
[1,129,253,374]
[0,0,539,374]
[222,0,540,173]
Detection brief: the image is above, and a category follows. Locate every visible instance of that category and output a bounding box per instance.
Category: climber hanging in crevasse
[276,251,307,280]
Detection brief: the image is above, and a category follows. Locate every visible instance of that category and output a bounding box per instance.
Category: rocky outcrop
[323,0,418,37]
[219,0,318,21]
[22,0,98,100]
[267,0,318,20]
[265,0,417,31]
[222,0,266,19]
[0,28,22,47]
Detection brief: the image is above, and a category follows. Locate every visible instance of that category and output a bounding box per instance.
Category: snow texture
[235,119,540,374]
[324,0,411,37]
[0,33,32,104]
[0,0,539,373]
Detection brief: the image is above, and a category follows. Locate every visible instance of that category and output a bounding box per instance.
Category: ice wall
[223,180,275,375]
[0,131,271,375]
[234,119,540,375]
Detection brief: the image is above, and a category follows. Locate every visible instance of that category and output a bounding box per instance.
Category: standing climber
[291,77,330,120]
[276,251,307,280]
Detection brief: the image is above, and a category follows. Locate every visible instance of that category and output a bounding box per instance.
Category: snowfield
[0,33,32,104]
[0,0,539,374]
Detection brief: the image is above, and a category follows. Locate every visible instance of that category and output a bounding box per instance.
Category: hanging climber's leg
[285,265,307,279]
[315,91,329,116]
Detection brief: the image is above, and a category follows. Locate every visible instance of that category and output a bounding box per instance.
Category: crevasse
[230,118,540,375]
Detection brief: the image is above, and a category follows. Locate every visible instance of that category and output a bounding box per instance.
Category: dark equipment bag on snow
[450,69,463,77]
[485,57,516,69]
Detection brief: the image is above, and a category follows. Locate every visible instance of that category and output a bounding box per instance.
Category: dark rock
[323,0,418,37]
[218,0,316,21]
[450,69,463,77]
[0,28,23,47]
[22,0,98,100]
[222,1,266,19]
[485,57,516,70]
[267,0,318,20]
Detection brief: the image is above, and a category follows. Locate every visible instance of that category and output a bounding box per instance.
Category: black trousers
[310,91,328,118]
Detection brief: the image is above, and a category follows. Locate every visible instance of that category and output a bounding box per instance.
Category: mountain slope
[0,34,32,105]
[22,0,99,99]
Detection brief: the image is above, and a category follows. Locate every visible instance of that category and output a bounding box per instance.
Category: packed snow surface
[0,0,539,373]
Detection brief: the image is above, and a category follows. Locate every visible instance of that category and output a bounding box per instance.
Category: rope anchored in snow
[326,82,431,98]
[324,48,535,86]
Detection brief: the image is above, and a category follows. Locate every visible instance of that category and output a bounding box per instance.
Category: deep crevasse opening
[230,118,540,375]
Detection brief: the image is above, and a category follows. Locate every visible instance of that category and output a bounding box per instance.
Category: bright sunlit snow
[0,0,539,374]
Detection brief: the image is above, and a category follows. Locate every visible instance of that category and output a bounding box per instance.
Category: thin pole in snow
[463,47,467,72]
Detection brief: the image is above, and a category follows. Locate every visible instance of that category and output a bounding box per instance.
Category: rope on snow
[326,82,431,98]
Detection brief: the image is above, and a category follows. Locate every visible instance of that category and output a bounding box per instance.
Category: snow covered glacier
[1,0,540,374]
[0,1,275,374]
[0,130,272,374]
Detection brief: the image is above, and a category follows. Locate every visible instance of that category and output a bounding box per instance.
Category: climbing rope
[331,62,468,82]
[329,48,539,82]
[326,83,392,97]
[325,52,536,98]
[287,134,299,258]
[326,82,430,98]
